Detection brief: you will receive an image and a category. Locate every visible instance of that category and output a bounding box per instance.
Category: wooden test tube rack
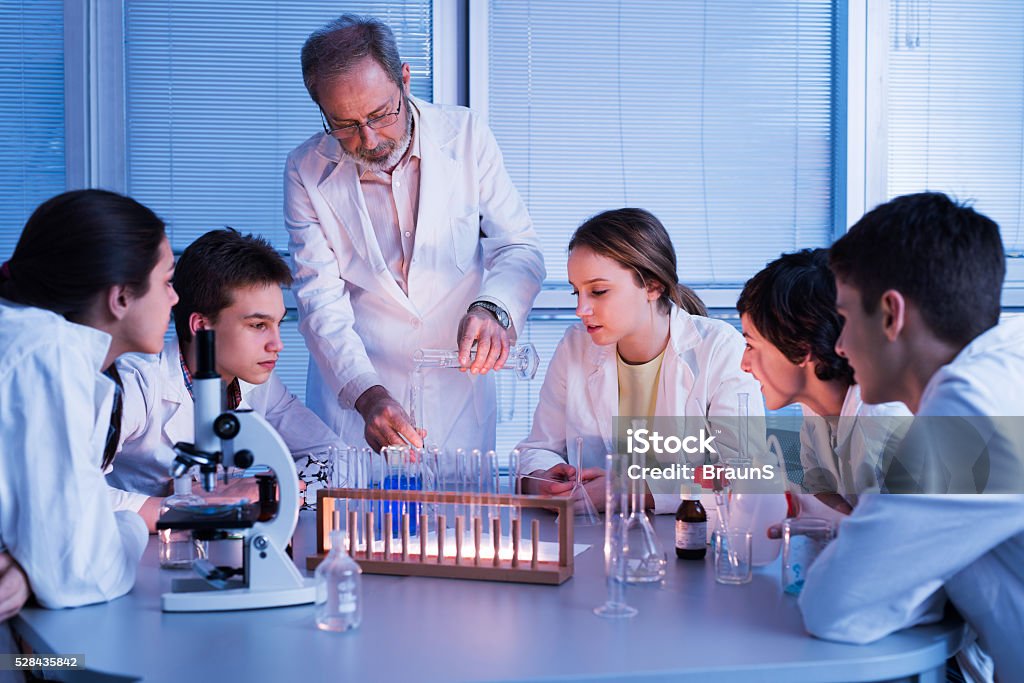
[307,489,574,585]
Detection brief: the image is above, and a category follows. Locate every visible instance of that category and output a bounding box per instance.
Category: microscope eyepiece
[194,329,219,379]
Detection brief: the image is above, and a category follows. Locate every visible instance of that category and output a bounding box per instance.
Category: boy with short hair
[737,248,910,518]
[107,229,342,524]
[800,192,1024,681]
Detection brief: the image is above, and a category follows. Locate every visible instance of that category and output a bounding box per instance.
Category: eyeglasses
[320,96,403,140]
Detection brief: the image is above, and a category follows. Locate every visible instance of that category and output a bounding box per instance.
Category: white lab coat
[285,97,545,451]
[800,316,1024,682]
[798,385,911,511]
[108,335,342,499]
[0,301,147,609]
[516,305,775,515]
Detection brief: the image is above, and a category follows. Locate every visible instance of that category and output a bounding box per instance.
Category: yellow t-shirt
[616,348,666,421]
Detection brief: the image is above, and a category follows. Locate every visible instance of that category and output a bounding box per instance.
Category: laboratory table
[12,513,959,683]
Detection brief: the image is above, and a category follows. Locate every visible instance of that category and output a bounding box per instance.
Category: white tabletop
[13,512,959,683]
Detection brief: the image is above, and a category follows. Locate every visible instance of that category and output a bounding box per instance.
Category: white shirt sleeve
[799,494,1024,643]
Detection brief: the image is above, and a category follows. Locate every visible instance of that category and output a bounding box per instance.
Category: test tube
[408,366,426,437]
[736,392,751,466]
[507,448,521,555]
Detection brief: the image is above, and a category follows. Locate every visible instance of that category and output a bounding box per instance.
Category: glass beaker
[712,529,753,585]
[158,476,208,569]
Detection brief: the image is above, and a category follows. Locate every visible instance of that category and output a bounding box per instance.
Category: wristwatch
[468,300,510,329]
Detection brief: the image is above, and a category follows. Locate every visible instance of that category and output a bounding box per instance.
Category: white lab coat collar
[312,97,460,316]
[0,301,115,415]
[949,316,1024,364]
[802,384,862,452]
[157,335,195,447]
[920,316,1024,410]
[158,335,262,444]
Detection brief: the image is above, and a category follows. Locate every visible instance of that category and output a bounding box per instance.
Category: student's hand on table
[355,385,423,451]
[457,309,510,375]
[521,464,577,497]
[0,552,30,622]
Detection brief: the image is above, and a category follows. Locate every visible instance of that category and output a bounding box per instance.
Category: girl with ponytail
[0,189,177,613]
[516,208,770,517]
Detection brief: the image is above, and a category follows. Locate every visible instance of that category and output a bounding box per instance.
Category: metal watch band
[468,301,510,329]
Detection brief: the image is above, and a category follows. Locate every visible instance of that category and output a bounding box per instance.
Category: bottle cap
[173,475,193,496]
[329,529,347,552]
[680,482,702,499]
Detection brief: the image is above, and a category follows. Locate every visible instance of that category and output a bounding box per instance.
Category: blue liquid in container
[382,474,422,536]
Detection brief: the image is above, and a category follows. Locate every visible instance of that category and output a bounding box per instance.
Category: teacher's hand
[355,385,424,452]
[456,309,510,375]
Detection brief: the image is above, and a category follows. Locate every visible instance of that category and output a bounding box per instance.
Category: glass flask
[158,476,208,569]
[412,343,540,380]
[315,530,363,632]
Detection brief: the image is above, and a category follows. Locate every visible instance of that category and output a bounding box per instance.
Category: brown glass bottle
[675,494,707,560]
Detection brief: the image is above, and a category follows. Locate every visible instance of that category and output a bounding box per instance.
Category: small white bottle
[315,530,363,632]
[158,476,208,569]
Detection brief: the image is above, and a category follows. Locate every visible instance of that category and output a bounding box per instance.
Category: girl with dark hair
[517,208,776,527]
[736,249,910,518]
[0,189,177,613]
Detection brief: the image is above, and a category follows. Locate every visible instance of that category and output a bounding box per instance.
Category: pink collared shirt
[357,103,422,295]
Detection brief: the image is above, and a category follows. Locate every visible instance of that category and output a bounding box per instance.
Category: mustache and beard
[341,97,413,172]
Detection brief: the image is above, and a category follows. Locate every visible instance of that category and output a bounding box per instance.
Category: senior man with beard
[285,14,545,454]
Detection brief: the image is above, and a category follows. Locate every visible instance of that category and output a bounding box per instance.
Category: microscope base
[161,578,316,612]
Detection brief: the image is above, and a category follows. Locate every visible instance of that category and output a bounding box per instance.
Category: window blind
[124,0,433,250]
[887,0,1024,261]
[486,0,836,286]
[125,0,434,408]
[0,0,64,258]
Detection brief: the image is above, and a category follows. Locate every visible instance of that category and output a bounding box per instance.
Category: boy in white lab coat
[107,229,344,529]
[736,248,911,522]
[799,192,1024,682]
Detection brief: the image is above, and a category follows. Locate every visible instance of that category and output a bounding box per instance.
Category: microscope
[157,330,316,611]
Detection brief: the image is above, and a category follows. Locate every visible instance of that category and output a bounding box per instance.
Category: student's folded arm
[799,494,1024,643]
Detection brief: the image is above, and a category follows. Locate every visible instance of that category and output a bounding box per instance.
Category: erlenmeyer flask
[622,448,667,583]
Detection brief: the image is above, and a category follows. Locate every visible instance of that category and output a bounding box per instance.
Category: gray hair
[301,14,404,104]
